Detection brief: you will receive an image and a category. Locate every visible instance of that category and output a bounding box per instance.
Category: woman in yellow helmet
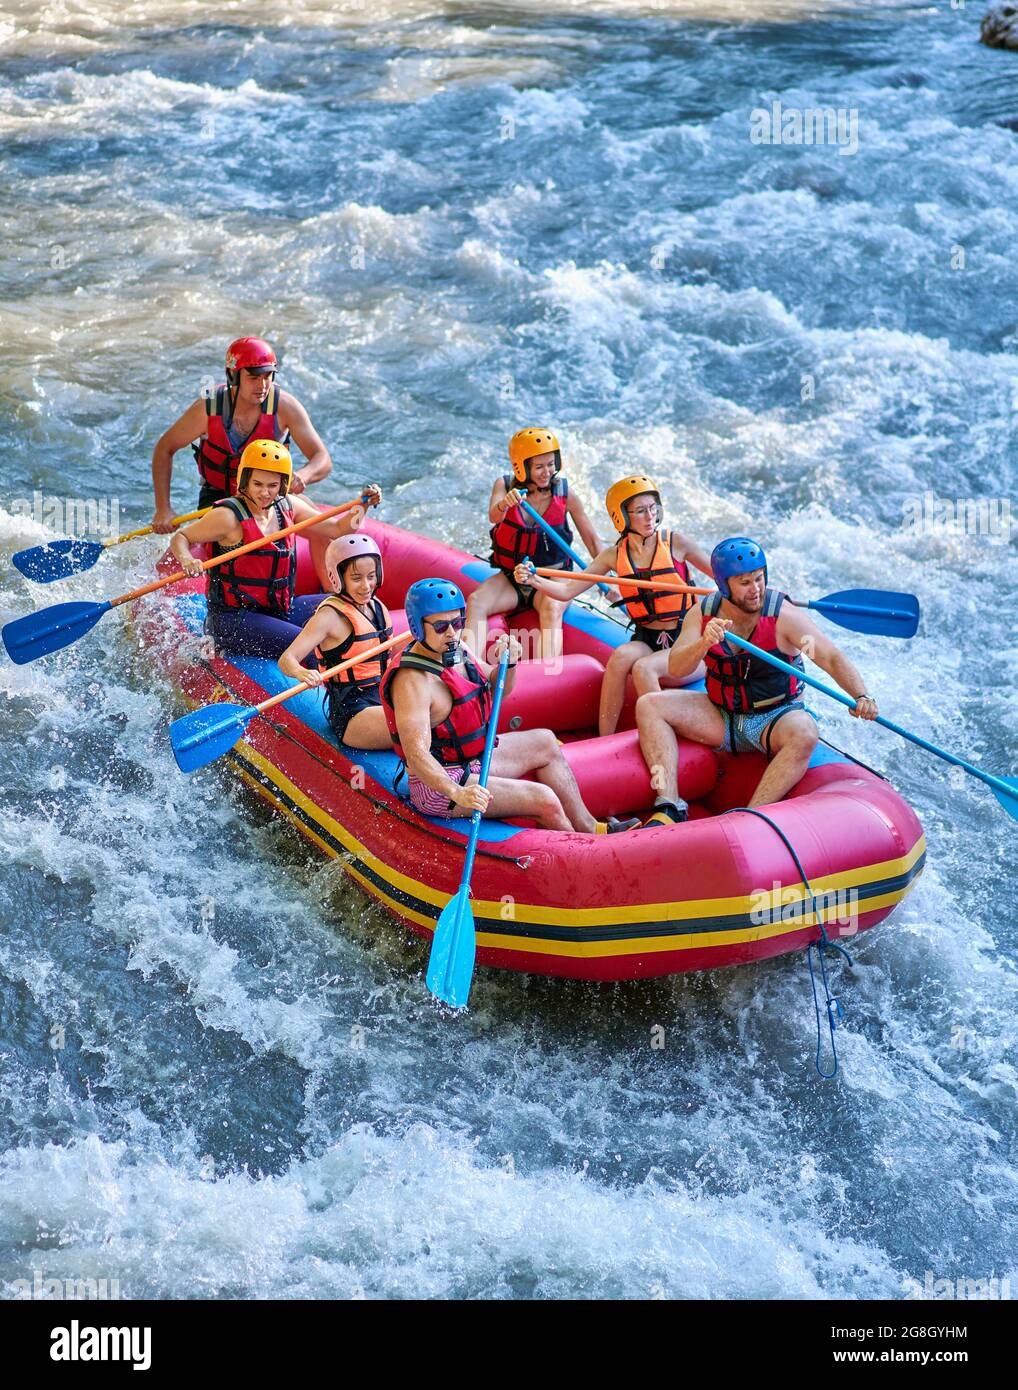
[169,439,382,660]
[464,427,601,663]
[515,476,711,735]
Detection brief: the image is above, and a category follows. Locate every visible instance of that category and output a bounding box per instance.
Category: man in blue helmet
[635,538,878,827]
[381,578,638,832]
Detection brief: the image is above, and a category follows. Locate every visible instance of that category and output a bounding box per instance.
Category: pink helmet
[328,533,383,595]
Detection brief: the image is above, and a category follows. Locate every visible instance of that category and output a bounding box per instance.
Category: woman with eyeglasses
[381,578,638,831]
[515,476,712,736]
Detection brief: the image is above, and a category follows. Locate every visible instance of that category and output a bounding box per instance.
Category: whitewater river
[0,0,1015,1299]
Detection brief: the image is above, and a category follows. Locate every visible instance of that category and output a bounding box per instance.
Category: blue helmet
[711,537,767,599]
[405,578,466,641]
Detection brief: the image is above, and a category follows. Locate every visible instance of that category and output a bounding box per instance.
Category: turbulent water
[1,0,1016,1300]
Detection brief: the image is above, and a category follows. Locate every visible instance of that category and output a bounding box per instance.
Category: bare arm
[278,392,331,493]
[168,506,239,576]
[776,608,878,718]
[515,545,616,602]
[667,603,719,681]
[279,606,348,687]
[288,484,381,542]
[672,530,714,580]
[151,398,209,531]
[567,492,601,559]
[488,476,524,525]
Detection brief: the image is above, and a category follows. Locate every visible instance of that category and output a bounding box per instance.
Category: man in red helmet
[150,337,333,533]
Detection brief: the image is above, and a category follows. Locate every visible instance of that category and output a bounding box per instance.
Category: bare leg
[447,773,572,831]
[632,650,669,697]
[531,591,567,665]
[489,728,598,832]
[599,640,651,736]
[636,689,726,803]
[338,706,394,751]
[747,712,819,808]
[464,573,520,658]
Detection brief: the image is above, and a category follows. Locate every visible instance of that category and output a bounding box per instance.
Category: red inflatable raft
[137,519,926,982]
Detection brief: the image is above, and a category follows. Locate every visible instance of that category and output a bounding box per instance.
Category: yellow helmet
[606,475,661,533]
[508,427,561,484]
[237,439,293,497]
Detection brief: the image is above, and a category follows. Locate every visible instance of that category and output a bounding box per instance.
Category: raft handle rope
[721,806,853,1080]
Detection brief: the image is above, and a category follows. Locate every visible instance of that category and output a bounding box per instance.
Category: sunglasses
[425,615,465,634]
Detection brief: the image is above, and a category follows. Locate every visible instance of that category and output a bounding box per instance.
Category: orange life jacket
[615,529,693,625]
[315,595,393,688]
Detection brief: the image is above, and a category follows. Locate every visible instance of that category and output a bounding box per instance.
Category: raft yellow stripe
[229,741,923,956]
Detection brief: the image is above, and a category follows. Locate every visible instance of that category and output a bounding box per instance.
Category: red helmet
[225,337,277,376]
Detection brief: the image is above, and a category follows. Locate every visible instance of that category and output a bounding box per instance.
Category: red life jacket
[192,383,289,498]
[700,588,804,713]
[381,648,493,767]
[615,529,693,625]
[315,595,393,688]
[489,474,574,573]
[206,496,297,617]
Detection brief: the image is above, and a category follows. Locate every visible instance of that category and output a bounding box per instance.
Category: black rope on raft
[720,806,853,1080]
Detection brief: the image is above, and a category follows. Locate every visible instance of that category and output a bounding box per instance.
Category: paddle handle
[109,498,365,608]
[722,631,1015,801]
[254,631,413,715]
[457,650,511,892]
[103,507,212,549]
[517,499,611,597]
[534,566,712,597]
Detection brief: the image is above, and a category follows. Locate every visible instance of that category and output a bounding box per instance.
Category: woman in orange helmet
[151,336,333,532]
[464,427,601,663]
[516,475,711,735]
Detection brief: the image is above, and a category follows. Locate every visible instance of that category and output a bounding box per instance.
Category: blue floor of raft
[174,592,522,841]
[175,590,848,834]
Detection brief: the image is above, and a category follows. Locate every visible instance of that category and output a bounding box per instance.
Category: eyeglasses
[627,505,658,519]
[425,615,465,634]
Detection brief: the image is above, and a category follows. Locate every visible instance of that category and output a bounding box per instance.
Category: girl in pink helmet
[278,532,396,750]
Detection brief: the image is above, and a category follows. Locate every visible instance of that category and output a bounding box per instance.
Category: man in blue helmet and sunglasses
[381,578,638,832]
[636,538,878,828]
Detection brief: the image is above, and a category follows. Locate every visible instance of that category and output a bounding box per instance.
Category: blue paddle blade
[1,599,112,664]
[809,590,919,638]
[426,887,476,1008]
[991,777,1018,822]
[169,703,255,773]
[12,538,105,583]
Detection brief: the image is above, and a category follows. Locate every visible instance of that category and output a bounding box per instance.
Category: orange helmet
[606,475,661,533]
[237,439,293,497]
[508,427,561,484]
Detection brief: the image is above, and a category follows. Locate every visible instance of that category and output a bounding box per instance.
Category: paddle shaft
[722,631,1016,802]
[102,507,211,548]
[534,566,711,596]
[457,651,511,891]
[107,498,364,609]
[517,500,611,596]
[256,631,412,716]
